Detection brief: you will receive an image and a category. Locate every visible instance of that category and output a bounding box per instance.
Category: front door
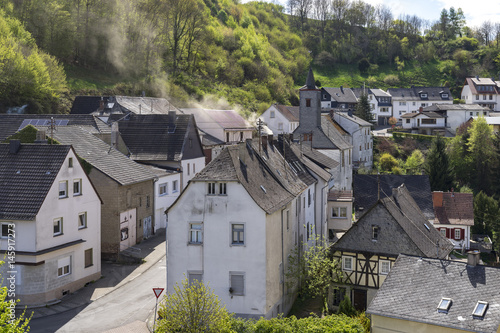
[353,289,367,311]
[143,216,152,239]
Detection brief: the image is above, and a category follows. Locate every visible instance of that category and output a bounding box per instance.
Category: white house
[461,76,500,111]
[167,140,314,319]
[331,111,373,170]
[387,87,452,122]
[401,111,447,135]
[432,191,474,251]
[0,141,101,306]
[423,103,490,134]
[143,165,181,232]
[260,104,299,134]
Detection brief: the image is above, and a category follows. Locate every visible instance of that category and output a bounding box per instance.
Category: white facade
[0,149,101,305]
[461,78,500,111]
[181,156,205,190]
[332,113,373,170]
[434,224,471,251]
[154,171,181,232]
[402,114,446,130]
[319,148,352,191]
[448,108,489,130]
[167,181,298,318]
[260,104,299,134]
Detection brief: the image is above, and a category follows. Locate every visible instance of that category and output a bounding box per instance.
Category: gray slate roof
[320,116,353,150]
[336,184,452,259]
[323,87,358,103]
[193,143,296,214]
[387,86,452,101]
[0,143,70,220]
[52,126,155,185]
[424,104,490,112]
[0,114,103,141]
[108,113,193,161]
[71,96,179,115]
[354,174,435,221]
[367,254,500,333]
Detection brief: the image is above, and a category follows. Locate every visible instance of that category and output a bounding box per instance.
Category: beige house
[0,141,101,305]
[368,253,500,333]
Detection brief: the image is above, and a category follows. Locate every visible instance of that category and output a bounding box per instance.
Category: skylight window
[260,185,267,194]
[424,223,430,231]
[472,301,488,318]
[437,298,452,313]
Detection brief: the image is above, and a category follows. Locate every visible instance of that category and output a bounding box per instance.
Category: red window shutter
[446,228,450,238]
[461,228,465,240]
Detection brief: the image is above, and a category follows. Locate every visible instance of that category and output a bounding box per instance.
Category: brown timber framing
[333,250,396,290]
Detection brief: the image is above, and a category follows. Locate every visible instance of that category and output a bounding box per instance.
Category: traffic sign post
[153,288,164,332]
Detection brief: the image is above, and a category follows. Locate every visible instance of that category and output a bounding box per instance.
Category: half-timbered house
[331,184,453,311]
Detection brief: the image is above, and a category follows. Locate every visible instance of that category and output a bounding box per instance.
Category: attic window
[441,93,448,98]
[372,226,379,240]
[260,185,267,194]
[420,93,428,98]
[437,298,452,313]
[472,301,488,318]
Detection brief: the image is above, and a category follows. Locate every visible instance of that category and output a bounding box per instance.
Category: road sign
[153,288,164,299]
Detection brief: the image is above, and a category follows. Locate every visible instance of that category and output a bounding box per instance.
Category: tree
[405,149,424,174]
[424,136,453,191]
[473,191,499,236]
[0,261,31,332]
[157,278,233,333]
[286,236,342,313]
[379,153,398,173]
[354,93,372,122]
[467,117,495,194]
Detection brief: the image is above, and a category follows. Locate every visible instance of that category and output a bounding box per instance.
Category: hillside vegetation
[2,0,500,114]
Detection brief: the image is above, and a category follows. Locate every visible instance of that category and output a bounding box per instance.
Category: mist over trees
[3,0,500,113]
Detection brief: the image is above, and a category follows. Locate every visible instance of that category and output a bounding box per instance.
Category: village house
[432,191,474,251]
[353,174,435,222]
[70,95,179,116]
[51,126,156,260]
[259,104,299,134]
[0,141,101,305]
[367,253,500,333]
[331,185,452,312]
[107,113,205,191]
[387,86,452,123]
[461,76,500,111]
[321,87,358,110]
[166,140,309,318]
[401,111,447,136]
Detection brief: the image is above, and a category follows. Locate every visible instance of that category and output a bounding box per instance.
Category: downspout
[281,208,285,315]
[321,181,329,242]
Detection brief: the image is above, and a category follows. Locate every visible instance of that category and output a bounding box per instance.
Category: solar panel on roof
[18,119,70,131]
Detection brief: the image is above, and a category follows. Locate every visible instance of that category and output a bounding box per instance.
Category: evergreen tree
[473,191,499,236]
[424,136,453,191]
[467,117,495,194]
[355,93,372,122]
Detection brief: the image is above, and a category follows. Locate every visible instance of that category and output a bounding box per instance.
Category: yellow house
[367,254,500,333]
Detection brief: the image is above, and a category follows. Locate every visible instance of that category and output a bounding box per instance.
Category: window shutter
[446,228,450,238]
[461,228,465,240]
[231,274,244,295]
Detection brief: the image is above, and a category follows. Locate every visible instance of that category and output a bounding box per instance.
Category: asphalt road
[29,257,166,333]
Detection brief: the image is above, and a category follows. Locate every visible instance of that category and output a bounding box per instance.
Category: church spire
[305,67,316,90]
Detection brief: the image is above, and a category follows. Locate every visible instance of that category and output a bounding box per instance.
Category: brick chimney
[419,106,423,113]
[262,135,268,150]
[433,191,444,207]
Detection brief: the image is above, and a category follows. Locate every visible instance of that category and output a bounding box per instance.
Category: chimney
[340,86,344,94]
[348,109,353,117]
[35,130,47,144]
[262,135,268,150]
[168,111,176,133]
[268,134,273,146]
[98,97,104,112]
[451,187,454,197]
[467,250,481,266]
[476,75,479,80]
[111,122,118,149]
[433,191,443,207]
[9,140,21,154]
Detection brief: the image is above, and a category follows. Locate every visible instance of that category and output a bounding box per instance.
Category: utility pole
[49,117,56,144]
[256,118,263,154]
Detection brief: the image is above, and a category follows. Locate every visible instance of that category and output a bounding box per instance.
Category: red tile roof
[433,192,474,226]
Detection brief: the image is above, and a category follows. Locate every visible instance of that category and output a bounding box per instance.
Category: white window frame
[229,272,245,296]
[472,301,488,317]
[331,207,347,218]
[188,271,203,285]
[1,223,11,239]
[59,181,68,198]
[219,183,227,195]
[68,157,73,168]
[342,256,354,271]
[270,111,275,118]
[231,223,245,246]
[78,212,87,229]
[379,260,391,275]
[53,217,63,236]
[172,180,178,193]
[73,179,82,196]
[189,223,203,244]
[437,298,452,313]
[208,182,216,195]
[454,228,461,240]
[159,183,168,196]
[440,228,447,237]
[57,256,71,277]
[278,122,283,131]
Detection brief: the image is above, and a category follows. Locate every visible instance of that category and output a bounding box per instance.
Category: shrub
[384,74,400,86]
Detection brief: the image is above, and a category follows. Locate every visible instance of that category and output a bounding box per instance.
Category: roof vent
[260,185,267,194]
[424,223,430,231]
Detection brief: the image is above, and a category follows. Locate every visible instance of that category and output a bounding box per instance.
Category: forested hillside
[2,0,500,114]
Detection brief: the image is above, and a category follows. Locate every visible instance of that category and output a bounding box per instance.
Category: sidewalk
[26,231,166,322]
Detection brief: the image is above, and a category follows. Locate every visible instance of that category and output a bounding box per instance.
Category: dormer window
[437,298,452,313]
[472,301,488,318]
[441,93,448,98]
[420,93,428,98]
